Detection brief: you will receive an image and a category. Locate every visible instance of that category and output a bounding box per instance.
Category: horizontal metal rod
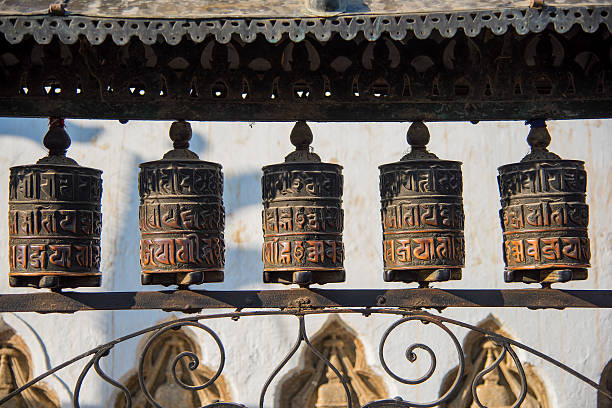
[0,289,610,313]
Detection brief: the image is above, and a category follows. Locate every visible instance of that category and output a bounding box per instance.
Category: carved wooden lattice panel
[278,316,387,408]
[114,325,231,408]
[439,315,549,408]
[0,26,611,121]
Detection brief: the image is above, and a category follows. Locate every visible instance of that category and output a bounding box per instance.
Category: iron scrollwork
[259,315,352,407]
[0,309,610,408]
[369,315,465,407]
[137,321,239,408]
[470,339,527,408]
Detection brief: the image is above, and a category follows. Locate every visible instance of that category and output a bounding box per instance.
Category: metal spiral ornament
[374,315,465,407]
[471,340,527,408]
[74,346,132,408]
[0,309,609,408]
[138,321,228,408]
[259,315,352,408]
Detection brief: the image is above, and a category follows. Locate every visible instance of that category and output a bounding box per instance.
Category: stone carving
[0,318,59,407]
[599,359,612,408]
[277,316,386,407]
[439,315,549,408]
[114,325,231,408]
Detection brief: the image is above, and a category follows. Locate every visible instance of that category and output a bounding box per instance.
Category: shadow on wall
[0,117,103,144]
[193,130,264,289]
[2,118,264,290]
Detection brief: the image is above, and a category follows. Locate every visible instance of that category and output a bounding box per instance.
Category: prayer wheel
[8,118,102,289]
[262,121,344,286]
[138,121,225,287]
[379,122,464,285]
[498,120,590,285]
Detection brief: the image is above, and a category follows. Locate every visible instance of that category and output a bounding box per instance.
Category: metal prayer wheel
[498,120,590,285]
[379,122,464,285]
[138,121,225,287]
[262,121,344,286]
[8,118,102,289]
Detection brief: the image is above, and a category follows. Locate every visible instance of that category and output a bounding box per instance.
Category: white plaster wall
[0,118,610,407]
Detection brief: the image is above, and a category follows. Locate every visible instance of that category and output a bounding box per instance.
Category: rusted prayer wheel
[8,118,102,289]
[138,121,225,287]
[262,121,344,286]
[379,121,465,285]
[498,120,590,285]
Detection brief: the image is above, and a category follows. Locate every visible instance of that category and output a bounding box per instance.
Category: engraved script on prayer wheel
[498,120,590,285]
[8,118,102,289]
[262,121,344,286]
[379,122,464,285]
[138,121,225,287]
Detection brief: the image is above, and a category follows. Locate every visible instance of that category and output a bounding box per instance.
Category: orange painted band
[508,264,590,271]
[386,265,463,270]
[142,268,223,273]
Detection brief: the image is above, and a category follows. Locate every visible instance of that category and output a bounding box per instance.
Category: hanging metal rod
[0,289,610,313]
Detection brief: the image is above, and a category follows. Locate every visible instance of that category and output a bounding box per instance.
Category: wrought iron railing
[0,289,610,407]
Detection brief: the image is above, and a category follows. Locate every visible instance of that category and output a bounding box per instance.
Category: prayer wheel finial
[285,121,321,162]
[402,121,438,160]
[522,120,560,162]
[169,120,192,149]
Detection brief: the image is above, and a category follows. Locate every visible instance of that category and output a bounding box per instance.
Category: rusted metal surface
[2,1,610,18]
[1,0,612,49]
[138,121,225,287]
[8,119,102,289]
[498,121,590,284]
[0,27,610,122]
[1,7,612,46]
[262,122,344,286]
[0,289,609,313]
[380,122,464,285]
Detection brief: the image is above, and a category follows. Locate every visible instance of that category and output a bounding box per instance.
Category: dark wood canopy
[1,0,611,121]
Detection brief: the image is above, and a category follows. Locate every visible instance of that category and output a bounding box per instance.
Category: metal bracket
[48,2,66,16]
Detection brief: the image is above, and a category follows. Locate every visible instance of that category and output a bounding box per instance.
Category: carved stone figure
[114,326,231,408]
[278,316,386,408]
[439,315,549,408]
[0,318,59,407]
[599,359,612,408]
